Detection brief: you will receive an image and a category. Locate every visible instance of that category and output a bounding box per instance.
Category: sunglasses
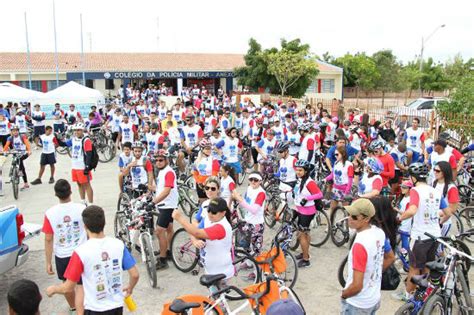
[185,119,191,122]
[434,169,441,173]
[209,210,221,215]
[156,159,165,162]
[249,178,260,182]
[205,186,218,191]
[350,215,367,220]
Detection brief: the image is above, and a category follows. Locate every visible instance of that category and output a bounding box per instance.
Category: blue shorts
[410,150,424,164]
[226,161,242,174]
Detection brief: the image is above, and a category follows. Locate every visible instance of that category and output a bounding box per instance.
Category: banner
[39,102,96,120]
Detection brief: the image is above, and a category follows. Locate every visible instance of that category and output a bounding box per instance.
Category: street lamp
[419,24,446,96]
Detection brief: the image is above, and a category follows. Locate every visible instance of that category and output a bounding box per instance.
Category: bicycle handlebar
[424,232,474,261]
[214,275,276,302]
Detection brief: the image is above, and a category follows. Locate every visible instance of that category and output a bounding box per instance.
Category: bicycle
[329,196,355,247]
[420,232,474,314]
[114,193,160,288]
[89,126,116,163]
[3,150,26,200]
[55,127,73,156]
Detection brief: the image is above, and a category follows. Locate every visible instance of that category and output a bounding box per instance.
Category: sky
[1,0,473,64]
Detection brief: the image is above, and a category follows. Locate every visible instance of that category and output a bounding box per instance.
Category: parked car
[405,97,449,111]
[0,205,40,275]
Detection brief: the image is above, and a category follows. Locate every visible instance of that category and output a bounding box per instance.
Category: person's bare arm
[341,270,364,299]
[123,266,140,297]
[383,250,395,271]
[45,234,54,275]
[46,279,76,297]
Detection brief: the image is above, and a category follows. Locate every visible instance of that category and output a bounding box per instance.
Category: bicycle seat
[169,299,200,313]
[426,261,445,272]
[199,273,226,287]
[410,274,429,288]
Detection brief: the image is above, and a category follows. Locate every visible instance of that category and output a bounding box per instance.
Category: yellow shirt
[161,119,177,132]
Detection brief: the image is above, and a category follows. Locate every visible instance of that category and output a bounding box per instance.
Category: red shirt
[378,153,395,187]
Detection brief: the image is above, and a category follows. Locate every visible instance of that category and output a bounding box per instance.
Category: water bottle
[124,295,137,312]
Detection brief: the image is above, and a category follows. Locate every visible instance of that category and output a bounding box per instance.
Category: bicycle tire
[288,228,300,251]
[421,293,446,315]
[230,249,260,293]
[450,212,465,236]
[264,196,280,228]
[12,167,19,200]
[243,148,254,171]
[114,212,132,251]
[330,206,350,247]
[237,169,247,185]
[310,209,331,247]
[170,228,199,273]
[282,249,298,289]
[451,239,472,273]
[142,234,158,288]
[455,265,473,314]
[458,185,473,207]
[338,255,348,288]
[117,192,131,212]
[56,146,69,155]
[459,207,474,243]
[394,302,416,315]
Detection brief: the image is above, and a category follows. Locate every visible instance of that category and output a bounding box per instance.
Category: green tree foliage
[420,58,450,95]
[399,62,422,98]
[444,54,473,89]
[234,38,319,97]
[372,50,401,107]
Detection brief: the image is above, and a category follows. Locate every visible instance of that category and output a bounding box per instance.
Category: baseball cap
[433,139,447,148]
[344,198,375,218]
[248,172,263,181]
[267,299,304,315]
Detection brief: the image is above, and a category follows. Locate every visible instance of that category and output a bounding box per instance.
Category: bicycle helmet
[298,123,311,132]
[10,125,19,131]
[255,117,264,124]
[288,122,298,130]
[276,142,290,153]
[154,149,169,158]
[408,162,429,179]
[331,117,339,123]
[319,121,328,128]
[150,123,159,130]
[72,123,85,131]
[312,123,320,131]
[368,139,384,152]
[131,141,145,149]
[294,159,311,170]
[343,120,351,126]
[438,132,451,141]
[365,157,384,174]
[199,139,211,148]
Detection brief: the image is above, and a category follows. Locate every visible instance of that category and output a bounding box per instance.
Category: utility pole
[418,24,446,96]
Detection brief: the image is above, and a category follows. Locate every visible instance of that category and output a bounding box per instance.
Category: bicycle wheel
[98,140,115,163]
[282,249,298,289]
[56,145,69,155]
[455,265,473,314]
[310,209,331,247]
[451,239,472,273]
[170,228,199,273]
[231,249,260,294]
[395,303,415,315]
[243,149,254,171]
[337,255,348,288]
[421,293,446,315]
[184,175,199,203]
[264,196,280,228]
[458,185,473,207]
[237,169,247,185]
[449,212,465,236]
[11,167,19,200]
[117,192,131,212]
[142,234,158,288]
[114,212,131,251]
[330,207,350,247]
[459,207,474,243]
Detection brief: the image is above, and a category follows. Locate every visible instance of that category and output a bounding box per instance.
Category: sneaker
[31,178,42,185]
[295,253,311,260]
[49,177,55,184]
[156,258,169,270]
[391,290,410,302]
[297,259,311,268]
[167,250,172,260]
[20,184,30,191]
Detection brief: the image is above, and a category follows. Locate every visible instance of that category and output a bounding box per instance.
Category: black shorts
[196,184,207,199]
[251,147,258,164]
[55,256,82,284]
[34,126,45,137]
[409,239,437,269]
[389,170,402,185]
[84,307,123,315]
[296,212,316,232]
[156,208,174,228]
[0,135,8,146]
[40,152,56,166]
[53,124,65,133]
[112,132,119,143]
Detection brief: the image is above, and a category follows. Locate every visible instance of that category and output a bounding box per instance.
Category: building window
[47,80,67,91]
[321,79,335,93]
[306,80,317,93]
[18,80,42,92]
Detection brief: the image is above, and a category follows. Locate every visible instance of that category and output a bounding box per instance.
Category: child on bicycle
[3,125,31,190]
[118,142,133,191]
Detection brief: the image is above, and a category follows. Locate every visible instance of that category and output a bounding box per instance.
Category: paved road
[0,149,442,314]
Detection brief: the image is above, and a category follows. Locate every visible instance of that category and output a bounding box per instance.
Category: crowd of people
[2,83,474,315]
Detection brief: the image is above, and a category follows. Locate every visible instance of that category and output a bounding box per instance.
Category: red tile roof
[0,52,341,73]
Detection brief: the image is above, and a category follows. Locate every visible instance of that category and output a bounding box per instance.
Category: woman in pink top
[293,159,323,268]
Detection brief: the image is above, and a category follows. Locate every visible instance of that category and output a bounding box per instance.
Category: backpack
[82,137,99,170]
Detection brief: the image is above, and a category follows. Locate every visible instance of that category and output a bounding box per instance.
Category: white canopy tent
[0,83,44,103]
[37,81,105,119]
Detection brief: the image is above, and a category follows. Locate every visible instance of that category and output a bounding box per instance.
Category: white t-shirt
[40,134,56,154]
[42,202,87,258]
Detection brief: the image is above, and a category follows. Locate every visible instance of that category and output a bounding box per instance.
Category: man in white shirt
[31,126,58,185]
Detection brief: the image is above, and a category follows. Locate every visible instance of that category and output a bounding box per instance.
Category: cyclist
[232,172,266,257]
[193,139,220,203]
[275,142,297,187]
[368,139,395,195]
[177,114,204,172]
[7,279,42,315]
[0,111,11,147]
[390,142,409,194]
[271,117,287,143]
[144,123,165,155]
[106,107,123,150]
[357,157,383,199]
[152,149,179,270]
[31,104,46,149]
[219,165,236,208]
[65,104,82,125]
[52,103,66,133]
[298,123,315,163]
[118,113,136,147]
[215,127,241,182]
[404,117,425,164]
[286,123,301,157]
[293,159,323,268]
[427,138,457,184]
[202,108,218,135]
[118,142,133,191]
[395,163,451,301]
[396,180,413,255]
[3,125,31,190]
[30,125,58,185]
[326,146,354,213]
[432,161,460,237]
[249,117,264,170]
[122,141,154,195]
[256,129,277,173]
[13,109,29,136]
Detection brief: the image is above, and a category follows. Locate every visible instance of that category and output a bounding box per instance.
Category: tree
[264,47,319,96]
[234,38,319,97]
[399,62,422,101]
[372,50,401,107]
[420,58,449,95]
[444,54,473,91]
